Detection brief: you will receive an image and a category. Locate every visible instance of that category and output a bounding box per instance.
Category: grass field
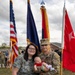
[63,69,75,75]
[0,68,75,75]
[0,68,12,75]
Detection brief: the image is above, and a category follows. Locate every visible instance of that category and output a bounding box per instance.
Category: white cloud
[0,0,75,46]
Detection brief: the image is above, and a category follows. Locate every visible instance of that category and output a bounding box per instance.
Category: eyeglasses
[41,44,48,46]
[28,47,36,50]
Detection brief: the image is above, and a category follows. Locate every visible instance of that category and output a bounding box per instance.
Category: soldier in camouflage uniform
[0,51,5,68]
[35,38,60,75]
[0,51,2,67]
[12,43,39,75]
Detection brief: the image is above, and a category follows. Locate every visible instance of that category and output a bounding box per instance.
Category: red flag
[40,5,50,40]
[63,9,75,72]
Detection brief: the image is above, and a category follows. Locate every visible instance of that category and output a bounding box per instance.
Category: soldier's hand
[41,66,49,72]
[34,67,41,73]
[44,67,49,72]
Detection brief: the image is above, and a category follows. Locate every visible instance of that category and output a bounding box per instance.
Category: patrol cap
[40,38,50,45]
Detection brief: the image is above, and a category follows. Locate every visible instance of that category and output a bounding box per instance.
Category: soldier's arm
[52,52,60,74]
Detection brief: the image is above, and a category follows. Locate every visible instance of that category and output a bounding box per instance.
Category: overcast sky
[0,0,75,46]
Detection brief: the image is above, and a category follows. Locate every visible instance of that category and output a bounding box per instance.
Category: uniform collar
[42,50,53,57]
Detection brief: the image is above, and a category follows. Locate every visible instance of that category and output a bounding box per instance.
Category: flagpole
[9,41,12,68]
[10,41,12,51]
[62,0,65,49]
[61,0,66,75]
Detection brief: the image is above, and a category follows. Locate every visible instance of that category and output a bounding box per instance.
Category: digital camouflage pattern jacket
[13,54,39,75]
[38,51,60,75]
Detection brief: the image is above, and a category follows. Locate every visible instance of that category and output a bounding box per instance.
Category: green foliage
[0,46,10,49]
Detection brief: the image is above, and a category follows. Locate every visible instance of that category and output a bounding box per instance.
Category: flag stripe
[12,44,18,56]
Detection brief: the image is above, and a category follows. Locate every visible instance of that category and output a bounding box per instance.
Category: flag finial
[28,0,30,4]
[63,0,66,9]
[10,0,12,2]
[41,0,45,6]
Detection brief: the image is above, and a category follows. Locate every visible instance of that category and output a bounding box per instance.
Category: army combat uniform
[13,54,39,75]
[0,52,5,67]
[39,51,60,75]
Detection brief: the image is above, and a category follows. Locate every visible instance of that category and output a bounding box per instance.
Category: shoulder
[14,54,24,62]
[39,53,44,57]
[13,54,26,69]
[17,54,23,59]
[53,52,60,57]
[51,51,60,60]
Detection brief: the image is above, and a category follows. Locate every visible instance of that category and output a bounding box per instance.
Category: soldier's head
[40,38,51,54]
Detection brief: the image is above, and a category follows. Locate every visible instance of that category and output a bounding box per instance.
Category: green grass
[63,69,75,75]
[0,68,12,75]
[0,68,75,75]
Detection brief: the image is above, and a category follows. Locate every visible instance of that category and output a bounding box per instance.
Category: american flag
[10,0,18,65]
